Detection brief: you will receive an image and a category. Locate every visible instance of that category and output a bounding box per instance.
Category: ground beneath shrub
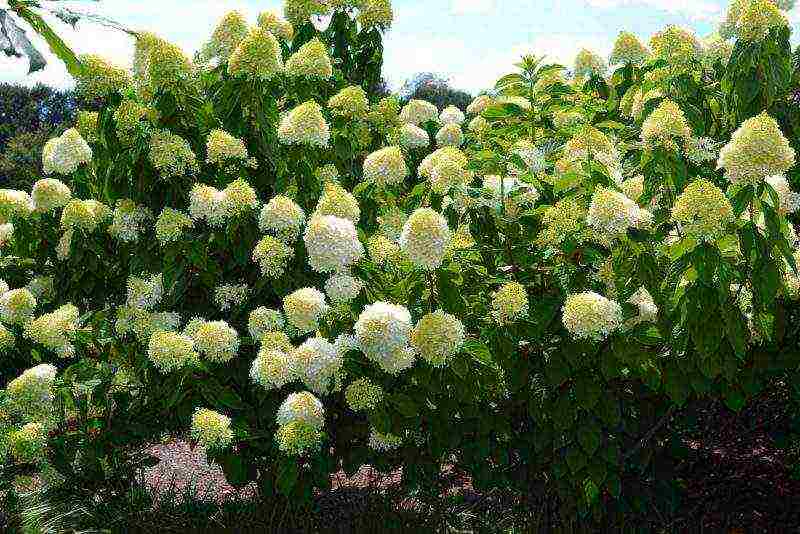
[140,391,800,531]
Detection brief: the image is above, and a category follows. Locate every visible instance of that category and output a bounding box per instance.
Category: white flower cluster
[23,304,80,358]
[213,283,249,311]
[126,273,164,311]
[363,146,408,186]
[355,302,415,374]
[184,318,240,363]
[399,208,451,271]
[397,123,429,149]
[5,364,58,417]
[418,147,470,194]
[191,408,234,450]
[435,123,463,147]
[587,187,648,236]
[248,307,285,340]
[562,291,623,341]
[399,99,438,125]
[291,336,343,394]
[188,179,258,227]
[42,129,92,176]
[0,288,37,325]
[313,182,360,224]
[283,287,329,334]
[278,101,331,147]
[466,95,494,116]
[324,273,364,303]
[0,190,34,224]
[109,199,151,242]
[439,105,465,125]
[259,195,306,242]
[409,310,465,367]
[253,235,294,277]
[31,179,71,212]
[155,208,194,245]
[626,287,658,327]
[274,391,325,455]
[303,215,364,273]
[147,330,200,373]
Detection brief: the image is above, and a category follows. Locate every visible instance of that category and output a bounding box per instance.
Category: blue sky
[1,0,798,94]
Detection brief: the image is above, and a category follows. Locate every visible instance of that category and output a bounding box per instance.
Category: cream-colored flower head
[31,179,71,212]
[363,146,408,186]
[409,310,465,367]
[278,101,330,147]
[492,282,529,325]
[42,129,92,176]
[75,54,132,99]
[304,215,364,273]
[562,292,623,341]
[355,301,413,367]
[397,123,430,149]
[358,0,394,29]
[328,85,369,119]
[313,182,360,224]
[641,99,692,151]
[228,26,283,81]
[399,99,438,125]
[418,147,470,194]
[276,391,325,428]
[283,287,328,333]
[435,123,464,147]
[191,408,234,450]
[205,10,249,63]
[587,187,642,236]
[399,208,451,271]
[466,95,494,116]
[609,31,649,65]
[345,377,383,411]
[258,11,294,41]
[286,38,332,78]
[253,235,294,277]
[284,0,329,25]
[259,195,306,242]
[574,49,607,78]
[439,105,465,125]
[650,25,701,65]
[148,130,199,179]
[671,179,733,242]
[717,113,795,185]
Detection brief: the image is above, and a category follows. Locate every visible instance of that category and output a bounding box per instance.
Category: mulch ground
[141,389,800,532]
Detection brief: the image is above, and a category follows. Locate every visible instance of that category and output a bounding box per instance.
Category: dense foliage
[2,0,800,523]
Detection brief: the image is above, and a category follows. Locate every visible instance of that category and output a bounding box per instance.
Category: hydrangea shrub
[2,0,800,518]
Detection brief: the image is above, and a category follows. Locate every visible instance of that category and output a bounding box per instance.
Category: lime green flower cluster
[191,408,234,450]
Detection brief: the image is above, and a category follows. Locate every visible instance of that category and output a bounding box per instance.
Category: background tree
[400,72,472,110]
[0,83,76,189]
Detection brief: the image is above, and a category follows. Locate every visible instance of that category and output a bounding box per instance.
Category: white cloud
[450,0,496,16]
[584,0,722,22]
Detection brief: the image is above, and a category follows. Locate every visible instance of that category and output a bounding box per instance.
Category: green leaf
[566,446,587,474]
[463,339,493,367]
[218,453,252,487]
[13,7,83,76]
[594,120,625,130]
[389,393,417,418]
[276,459,299,496]
[577,423,601,456]
[575,376,601,409]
